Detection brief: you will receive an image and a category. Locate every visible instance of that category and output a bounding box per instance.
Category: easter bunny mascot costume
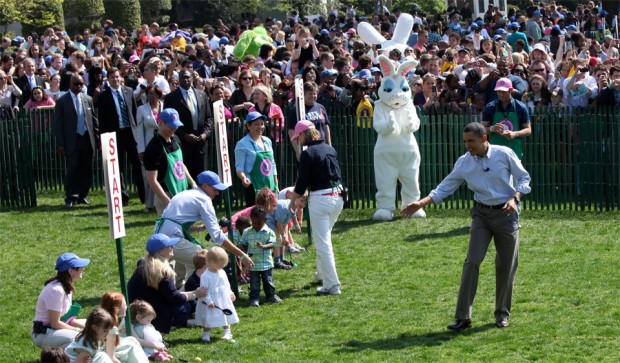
[370,55,426,221]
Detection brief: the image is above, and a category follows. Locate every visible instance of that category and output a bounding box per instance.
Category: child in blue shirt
[238,206,281,307]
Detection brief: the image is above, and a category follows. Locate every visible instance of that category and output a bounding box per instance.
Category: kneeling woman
[127,234,208,335]
[288,121,345,295]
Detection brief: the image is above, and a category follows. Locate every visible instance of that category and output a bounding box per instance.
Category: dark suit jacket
[596,87,619,109]
[96,85,139,141]
[54,92,98,155]
[14,74,46,106]
[163,87,212,141]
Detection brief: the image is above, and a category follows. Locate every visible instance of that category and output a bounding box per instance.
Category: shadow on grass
[78,220,155,230]
[334,218,384,233]
[336,324,496,352]
[404,226,470,243]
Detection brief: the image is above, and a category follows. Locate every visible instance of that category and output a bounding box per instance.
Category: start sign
[213,100,233,187]
[101,132,126,239]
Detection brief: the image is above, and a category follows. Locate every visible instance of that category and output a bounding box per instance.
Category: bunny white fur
[372,55,425,220]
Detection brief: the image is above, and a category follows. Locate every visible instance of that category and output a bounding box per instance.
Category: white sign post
[101,132,126,238]
[213,100,233,187]
[100,132,131,334]
[294,77,307,157]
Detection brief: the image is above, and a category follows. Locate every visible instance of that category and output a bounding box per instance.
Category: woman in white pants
[289,120,344,295]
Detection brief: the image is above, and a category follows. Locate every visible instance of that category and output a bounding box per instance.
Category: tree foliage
[104,0,141,31]
[64,0,106,36]
[0,0,64,34]
[140,0,172,26]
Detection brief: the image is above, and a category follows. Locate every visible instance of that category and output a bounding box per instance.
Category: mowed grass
[2,190,620,362]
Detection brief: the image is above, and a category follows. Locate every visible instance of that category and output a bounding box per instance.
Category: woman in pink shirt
[31,253,90,349]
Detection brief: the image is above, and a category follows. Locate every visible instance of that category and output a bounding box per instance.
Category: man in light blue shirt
[402,122,531,332]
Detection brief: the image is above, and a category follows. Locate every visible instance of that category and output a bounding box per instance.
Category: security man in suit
[163,68,212,181]
[97,67,145,205]
[54,74,98,208]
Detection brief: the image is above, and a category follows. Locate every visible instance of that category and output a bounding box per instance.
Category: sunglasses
[512,69,524,74]
[334,42,342,45]
[532,68,545,73]
[242,77,252,81]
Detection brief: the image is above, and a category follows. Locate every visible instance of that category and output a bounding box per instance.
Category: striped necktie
[115,89,130,128]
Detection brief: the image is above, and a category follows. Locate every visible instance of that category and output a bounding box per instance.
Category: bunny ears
[357,13,414,55]
[377,55,418,78]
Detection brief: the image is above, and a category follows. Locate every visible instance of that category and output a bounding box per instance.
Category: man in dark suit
[163,68,212,180]
[596,65,620,109]
[54,74,98,208]
[97,67,145,205]
[14,57,45,106]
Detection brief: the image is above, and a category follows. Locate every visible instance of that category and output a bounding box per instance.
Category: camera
[157,49,165,54]
[139,83,146,89]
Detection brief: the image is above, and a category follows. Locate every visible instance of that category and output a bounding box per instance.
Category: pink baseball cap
[347,28,356,34]
[291,120,315,141]
[494,77,513,92]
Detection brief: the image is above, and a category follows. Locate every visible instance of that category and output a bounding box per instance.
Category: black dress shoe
[65,198,76,208]
[496,319,509,328]
[447,319,472,331]
[77,198,90,205]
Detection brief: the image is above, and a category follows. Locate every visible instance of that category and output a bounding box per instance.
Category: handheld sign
[101,132,126,239]
[213,100,233,186]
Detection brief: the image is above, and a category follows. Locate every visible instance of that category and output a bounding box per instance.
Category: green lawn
[2,191,620,362]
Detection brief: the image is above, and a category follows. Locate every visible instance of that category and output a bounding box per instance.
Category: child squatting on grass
[130,300,172,361]
[238,206,283,307]
[196,246,240,342]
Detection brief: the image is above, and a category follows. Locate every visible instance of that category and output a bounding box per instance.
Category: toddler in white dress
[195,246,239,342]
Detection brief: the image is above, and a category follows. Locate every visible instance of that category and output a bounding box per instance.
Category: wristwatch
[513,195,520,204]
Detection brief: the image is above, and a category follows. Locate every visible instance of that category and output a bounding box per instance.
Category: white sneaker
[293,243,304,251]
[317,285,341,295]
[287,245,300,253]
[200,332,211,342]
[222,331,233,340]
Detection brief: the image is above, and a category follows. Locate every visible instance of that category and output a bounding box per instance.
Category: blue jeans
[249,269,275,301]
[172,302,192,328]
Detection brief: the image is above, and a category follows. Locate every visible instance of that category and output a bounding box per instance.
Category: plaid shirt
[428,32,442,45]
[239,224,276,271]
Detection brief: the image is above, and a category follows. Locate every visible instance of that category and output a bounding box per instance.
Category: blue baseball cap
[197,170,228,190]
[244,111,268,125]
[146,234,180,255]
[357,69,371,79]
[493,35,503,41]
[533,10,542,17]
[219,37,229,45]
[56,253,90,272]
[470,23,478,30]
[370,67,382,75]
[476,20,485,27]
[510,22,520,30]
[159,108,183,128]
[320,29,329,35]
[320,68,338,79]
[496,28,508,35]
[567,25,577,32]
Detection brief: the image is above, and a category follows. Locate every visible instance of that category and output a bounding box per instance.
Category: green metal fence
[1,106,618,210]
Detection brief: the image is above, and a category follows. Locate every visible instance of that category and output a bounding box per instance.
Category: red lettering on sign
[113,196,121,214]
[108,138,116,155]
[115,215,122,231]
[112,177,120,194]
